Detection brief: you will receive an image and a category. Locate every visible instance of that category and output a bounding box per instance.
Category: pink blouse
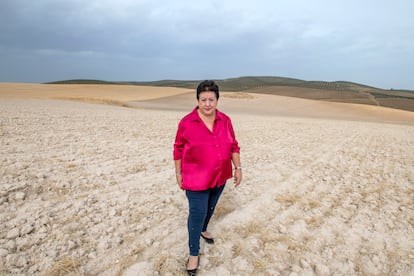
[173,107,240,191]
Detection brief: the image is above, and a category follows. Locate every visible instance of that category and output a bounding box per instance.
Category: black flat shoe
[187,268,197,276]
[200,233,214,244]
[186,256,199,275]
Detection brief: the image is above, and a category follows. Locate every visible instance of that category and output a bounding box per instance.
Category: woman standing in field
[173,80,242,275]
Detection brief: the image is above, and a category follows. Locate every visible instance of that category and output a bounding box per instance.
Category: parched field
[0,84,413,275]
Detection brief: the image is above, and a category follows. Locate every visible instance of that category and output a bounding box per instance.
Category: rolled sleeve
[173,122,185,160]
[228,120,240,153]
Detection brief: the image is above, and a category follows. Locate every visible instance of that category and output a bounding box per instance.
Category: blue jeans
[185,184,225,256]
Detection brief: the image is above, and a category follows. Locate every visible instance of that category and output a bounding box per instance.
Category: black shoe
[200,233,214,244]
[186,256,199,275]
[187,268,197,276]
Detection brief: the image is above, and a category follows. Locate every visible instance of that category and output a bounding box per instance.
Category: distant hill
[47,79,120,85]
[47,76,414,112]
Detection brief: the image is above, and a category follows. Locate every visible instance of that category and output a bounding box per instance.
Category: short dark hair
[196,80,219,100]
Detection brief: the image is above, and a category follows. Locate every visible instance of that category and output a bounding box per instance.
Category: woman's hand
[234,169,242,187]
[176,173,183,189]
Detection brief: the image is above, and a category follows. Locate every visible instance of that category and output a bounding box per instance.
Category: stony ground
[0,99,413,275]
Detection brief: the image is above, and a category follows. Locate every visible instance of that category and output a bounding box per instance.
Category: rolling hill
[47,76,414,112]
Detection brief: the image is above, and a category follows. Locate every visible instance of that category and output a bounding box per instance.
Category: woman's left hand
[234,169,242,187]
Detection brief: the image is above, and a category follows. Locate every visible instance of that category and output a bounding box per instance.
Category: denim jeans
[185,184,225,256]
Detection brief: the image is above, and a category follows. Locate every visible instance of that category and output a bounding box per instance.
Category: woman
[173,80,242,274]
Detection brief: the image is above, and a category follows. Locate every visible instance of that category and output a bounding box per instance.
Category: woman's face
[197,91,217,117]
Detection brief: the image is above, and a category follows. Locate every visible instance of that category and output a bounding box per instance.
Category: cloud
[1,0,414,88]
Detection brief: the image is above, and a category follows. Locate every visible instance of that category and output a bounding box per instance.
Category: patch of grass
[221,92,256,99]
[153,255,168,274]
[252,257,267,272]
[48,257,82,276]
[115,246,144,273]
[275,193,303,207]
[305,216,322,228]
[52,97,131,107]
[232,243,244,257]
[207,254,225,267]
[246,220,262,234]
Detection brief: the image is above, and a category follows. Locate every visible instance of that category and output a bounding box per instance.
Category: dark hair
[196,80,219,100]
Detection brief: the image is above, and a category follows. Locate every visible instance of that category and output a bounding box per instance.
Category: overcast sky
[1,0,413,89]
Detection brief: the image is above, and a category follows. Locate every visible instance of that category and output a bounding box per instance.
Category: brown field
[247,86,375,104]
[0,82,191,105]
[245,86,414,112]
[376,98,414,112]
[0,83,413,275]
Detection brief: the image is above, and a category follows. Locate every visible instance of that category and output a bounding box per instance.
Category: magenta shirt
[174,107,240,191]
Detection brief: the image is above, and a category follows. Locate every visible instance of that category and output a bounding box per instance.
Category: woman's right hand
[176,174,183,189]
